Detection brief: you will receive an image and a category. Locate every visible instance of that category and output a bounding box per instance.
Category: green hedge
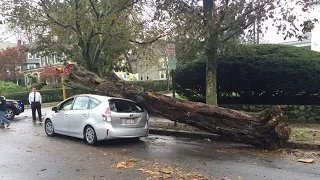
[129,80,171,92]
[41,83,62,89]
[175,44,320,105]
[31,83,46,90]
[4,88,86,104]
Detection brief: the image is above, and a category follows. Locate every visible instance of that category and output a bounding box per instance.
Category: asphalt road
[0,108,319,180]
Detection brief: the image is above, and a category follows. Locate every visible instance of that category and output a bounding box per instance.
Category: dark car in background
[5,99,24,120]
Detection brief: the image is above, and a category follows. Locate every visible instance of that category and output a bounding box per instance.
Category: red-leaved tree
[0,47,25,81]
[39,65,60,83]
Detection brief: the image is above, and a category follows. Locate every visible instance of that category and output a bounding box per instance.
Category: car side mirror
[52,106,58,113]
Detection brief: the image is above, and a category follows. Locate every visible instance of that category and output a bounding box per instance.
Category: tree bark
[204,0,218,105]
[64,65,291,150]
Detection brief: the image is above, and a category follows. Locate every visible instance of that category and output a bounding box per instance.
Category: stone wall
[220,104,320,123]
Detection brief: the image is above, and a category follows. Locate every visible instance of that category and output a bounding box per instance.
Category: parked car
[44,94,149,145]
[5,99,24,120]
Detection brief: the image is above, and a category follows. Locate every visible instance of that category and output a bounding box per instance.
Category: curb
[149,128,320,151]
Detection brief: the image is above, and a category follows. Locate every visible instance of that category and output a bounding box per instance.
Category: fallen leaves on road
[138,164,205,180]
[112,158,208,179]
[113,161,133,168]
[112,158,137,168]
[297,158,314,163]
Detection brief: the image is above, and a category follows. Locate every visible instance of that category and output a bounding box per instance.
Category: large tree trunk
[64,65,291,150]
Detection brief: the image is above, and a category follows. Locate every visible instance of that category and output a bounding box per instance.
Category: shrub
[176,44,320,105]
[4,88,87,104]
[129,80,171,92]
[41,83,62,89]
[0,81,24,92]
[31,82,46,90]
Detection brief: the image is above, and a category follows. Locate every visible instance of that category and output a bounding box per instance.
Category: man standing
[0,90,11,128]
[28,87,42,123]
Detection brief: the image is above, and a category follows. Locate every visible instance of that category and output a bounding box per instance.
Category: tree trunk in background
[203,0,218,105]
[64,65,292,150]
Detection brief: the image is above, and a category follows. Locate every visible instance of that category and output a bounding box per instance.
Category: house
[22,51,66,86]
[118,53,168,81]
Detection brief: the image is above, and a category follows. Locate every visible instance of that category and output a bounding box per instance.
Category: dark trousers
[31,102,42,121]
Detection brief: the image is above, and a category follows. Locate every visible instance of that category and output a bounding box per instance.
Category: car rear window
[109,100,144,113]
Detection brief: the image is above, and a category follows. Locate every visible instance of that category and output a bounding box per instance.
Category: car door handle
[64,114,68,117]
[82,114,87,118]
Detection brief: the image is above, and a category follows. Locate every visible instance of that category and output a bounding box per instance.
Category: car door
[67,96,90,137]
[109,99,147,129]
[53,98,75,134]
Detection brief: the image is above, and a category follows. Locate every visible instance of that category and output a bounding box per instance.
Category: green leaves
[175,44,320,104]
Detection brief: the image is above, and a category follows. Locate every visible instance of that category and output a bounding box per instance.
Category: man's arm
[39,93,42,104]
[28,93,32,104]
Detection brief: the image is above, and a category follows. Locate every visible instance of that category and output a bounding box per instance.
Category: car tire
[5,107,15,120]
[45,119,55,137]
[84,126,97,146]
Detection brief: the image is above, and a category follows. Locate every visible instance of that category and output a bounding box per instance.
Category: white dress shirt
[28,91,42,104]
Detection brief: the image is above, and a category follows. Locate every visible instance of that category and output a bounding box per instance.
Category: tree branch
[221,4,266,32]
[178,0,205,22]
[88,0,100,19]
[116,0,140,13]
[222,21,254,42]
[40,0,77,31]
[129,34,165,44]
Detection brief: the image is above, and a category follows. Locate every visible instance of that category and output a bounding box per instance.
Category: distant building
[125,54,167,81]
[20,41,67,86]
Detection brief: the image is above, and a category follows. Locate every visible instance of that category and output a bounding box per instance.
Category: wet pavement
[0,108,319,180]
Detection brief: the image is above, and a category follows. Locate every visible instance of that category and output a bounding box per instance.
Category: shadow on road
[49,133,145,147]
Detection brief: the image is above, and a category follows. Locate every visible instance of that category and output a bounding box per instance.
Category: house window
[28,53,33,59]
[140,74,143,81]
[160,71,165,79]
[146,73,149,80]
[35,53,40,59]
[28,64,36,69]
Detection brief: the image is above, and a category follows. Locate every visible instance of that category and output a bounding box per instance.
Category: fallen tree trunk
[64,65,291,150]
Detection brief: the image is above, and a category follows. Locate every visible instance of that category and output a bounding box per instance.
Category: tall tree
[3,0,166,76]
[155,0,316,105]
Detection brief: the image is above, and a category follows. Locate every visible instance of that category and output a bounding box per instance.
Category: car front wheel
[5,107,15,120]
[45,119,55,137]
[84,126,97,145]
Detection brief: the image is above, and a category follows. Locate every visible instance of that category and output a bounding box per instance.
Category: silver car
[44,94,149,145]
